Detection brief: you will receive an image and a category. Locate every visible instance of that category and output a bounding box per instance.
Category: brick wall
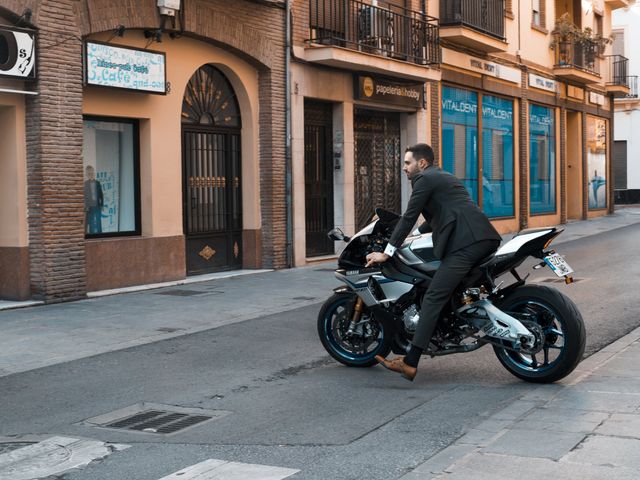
[26,0,86,302]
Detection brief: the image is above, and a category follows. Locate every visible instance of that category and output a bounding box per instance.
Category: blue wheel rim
[323,296,384,363]
[500,300,567,374]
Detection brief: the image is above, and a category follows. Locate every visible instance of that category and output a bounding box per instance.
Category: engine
[402,303,420,333]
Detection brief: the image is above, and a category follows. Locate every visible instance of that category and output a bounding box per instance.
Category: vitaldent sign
[85,42,166,94]
[441,49,521,85]
[354,75,423,109]
[0,26,36,80]
[529,73,557,93]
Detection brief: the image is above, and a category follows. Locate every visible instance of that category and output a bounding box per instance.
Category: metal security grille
[305,101,334,257]
[105,410,213,434]
[354,109,401,231]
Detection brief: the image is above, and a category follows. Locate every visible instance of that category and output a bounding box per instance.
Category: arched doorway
[181,65,242,275]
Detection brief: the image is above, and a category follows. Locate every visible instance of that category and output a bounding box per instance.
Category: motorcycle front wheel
[493,285,586,383]
[318,292,392,367]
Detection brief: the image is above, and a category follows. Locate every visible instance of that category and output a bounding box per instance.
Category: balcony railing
[439,0,505,40]
[605,54,629,87]
[624,76,639,98]
[553,34,601,76]
[308,0,440,65]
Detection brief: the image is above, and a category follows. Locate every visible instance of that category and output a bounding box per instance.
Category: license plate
[544,253,574,277]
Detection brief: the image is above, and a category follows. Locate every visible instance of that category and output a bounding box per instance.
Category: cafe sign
[354,75,423,109]
[85,41,166,94]
[0,26,36,80]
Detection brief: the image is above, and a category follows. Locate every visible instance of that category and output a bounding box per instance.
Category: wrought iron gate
[304,101,334,257]
[181,65,242,275]
[354,109,402,230]
[182,130,242,274]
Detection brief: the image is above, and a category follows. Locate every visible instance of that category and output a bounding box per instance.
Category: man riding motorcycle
[365,143,502,381]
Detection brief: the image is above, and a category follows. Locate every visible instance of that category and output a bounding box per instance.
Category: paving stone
[564,435,640,469]
[514,407,609,433]
[433,452,639,480]
[595,413,640,438]
[489,400,539,421]
[570,375,640,394]
[547,390,640,413]
[481,428,585,460]
[411,444,476,475]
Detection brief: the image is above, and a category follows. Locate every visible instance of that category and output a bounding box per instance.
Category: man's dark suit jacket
[389,165,501,259]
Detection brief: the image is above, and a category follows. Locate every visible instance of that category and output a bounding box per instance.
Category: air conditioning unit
[357,5,394,53]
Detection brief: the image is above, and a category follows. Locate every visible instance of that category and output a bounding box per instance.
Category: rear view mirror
[327,228,350,242]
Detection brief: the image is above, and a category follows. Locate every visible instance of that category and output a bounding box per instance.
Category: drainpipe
[285,0,293,268]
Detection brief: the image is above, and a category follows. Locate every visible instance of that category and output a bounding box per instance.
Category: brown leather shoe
[374,355,417,381]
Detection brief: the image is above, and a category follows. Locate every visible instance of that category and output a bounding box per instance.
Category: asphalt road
[1,224,639,479]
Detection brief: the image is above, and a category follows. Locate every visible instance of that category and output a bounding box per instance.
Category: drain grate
[82,403,231,436]
[105,410,211,434]
[155,289,206,297]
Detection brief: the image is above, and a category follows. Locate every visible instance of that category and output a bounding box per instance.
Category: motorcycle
[317,208,586,383]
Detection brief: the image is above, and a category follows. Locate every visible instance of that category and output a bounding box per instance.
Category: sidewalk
[400,326,640,480]
[1,207,640,378]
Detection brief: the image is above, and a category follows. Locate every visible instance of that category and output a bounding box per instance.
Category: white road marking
[0,436,128,480]
[158,458,300,480]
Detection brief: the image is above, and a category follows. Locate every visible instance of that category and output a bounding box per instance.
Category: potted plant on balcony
[576,27,612,68]
[550,13,578,65]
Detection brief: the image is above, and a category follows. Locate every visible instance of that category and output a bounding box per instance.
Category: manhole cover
[155,289,206,297]
[81,403,231,436]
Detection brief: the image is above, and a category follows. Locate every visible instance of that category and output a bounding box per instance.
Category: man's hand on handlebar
[365,252,390,268]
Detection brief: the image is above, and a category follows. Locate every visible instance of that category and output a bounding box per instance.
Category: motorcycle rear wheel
[318,292,392,367]
[493,285,586,383]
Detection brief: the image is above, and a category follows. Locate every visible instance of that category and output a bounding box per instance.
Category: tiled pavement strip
[399,325,640,480]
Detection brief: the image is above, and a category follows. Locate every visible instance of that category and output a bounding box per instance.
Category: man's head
[85,165,95,180]
[403,143,434,180]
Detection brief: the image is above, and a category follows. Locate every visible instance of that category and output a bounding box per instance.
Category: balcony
[605,0,630,10]
[615,75,639,104]
[605,55,630,96]
[552,35,601,84]
[438,0,508,53]
[306,0,440,81]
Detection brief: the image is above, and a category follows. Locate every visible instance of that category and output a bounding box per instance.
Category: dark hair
[405,143,434,165]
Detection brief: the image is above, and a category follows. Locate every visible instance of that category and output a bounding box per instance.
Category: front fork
[346,297,364,335]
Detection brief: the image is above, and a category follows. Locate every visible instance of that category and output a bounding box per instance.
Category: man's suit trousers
[412,239,501,350]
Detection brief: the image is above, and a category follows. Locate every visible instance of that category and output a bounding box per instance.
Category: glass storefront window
[82,118,139,237]
[482,95,514,218]
[442,86,515,218]
[529,104,556,215]
[442,86,479,202]
[587,116,607,210]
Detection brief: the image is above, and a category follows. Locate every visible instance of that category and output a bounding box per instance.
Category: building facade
[613,4,640,204]
[0,0,287,302]
[0,0,629,302]
[292,0,628,268]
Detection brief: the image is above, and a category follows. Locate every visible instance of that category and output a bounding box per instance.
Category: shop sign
[529,73,557,93]
[567,85,585,101]
[441,49,521,85]
[0,26,36,80]
[354,75,423,109]
[589,91,605,106]
[84,41,166,94]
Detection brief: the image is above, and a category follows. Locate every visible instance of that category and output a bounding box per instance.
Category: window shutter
[541,0,546,28]
[612,29,625,57]
[506,0,513,14]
